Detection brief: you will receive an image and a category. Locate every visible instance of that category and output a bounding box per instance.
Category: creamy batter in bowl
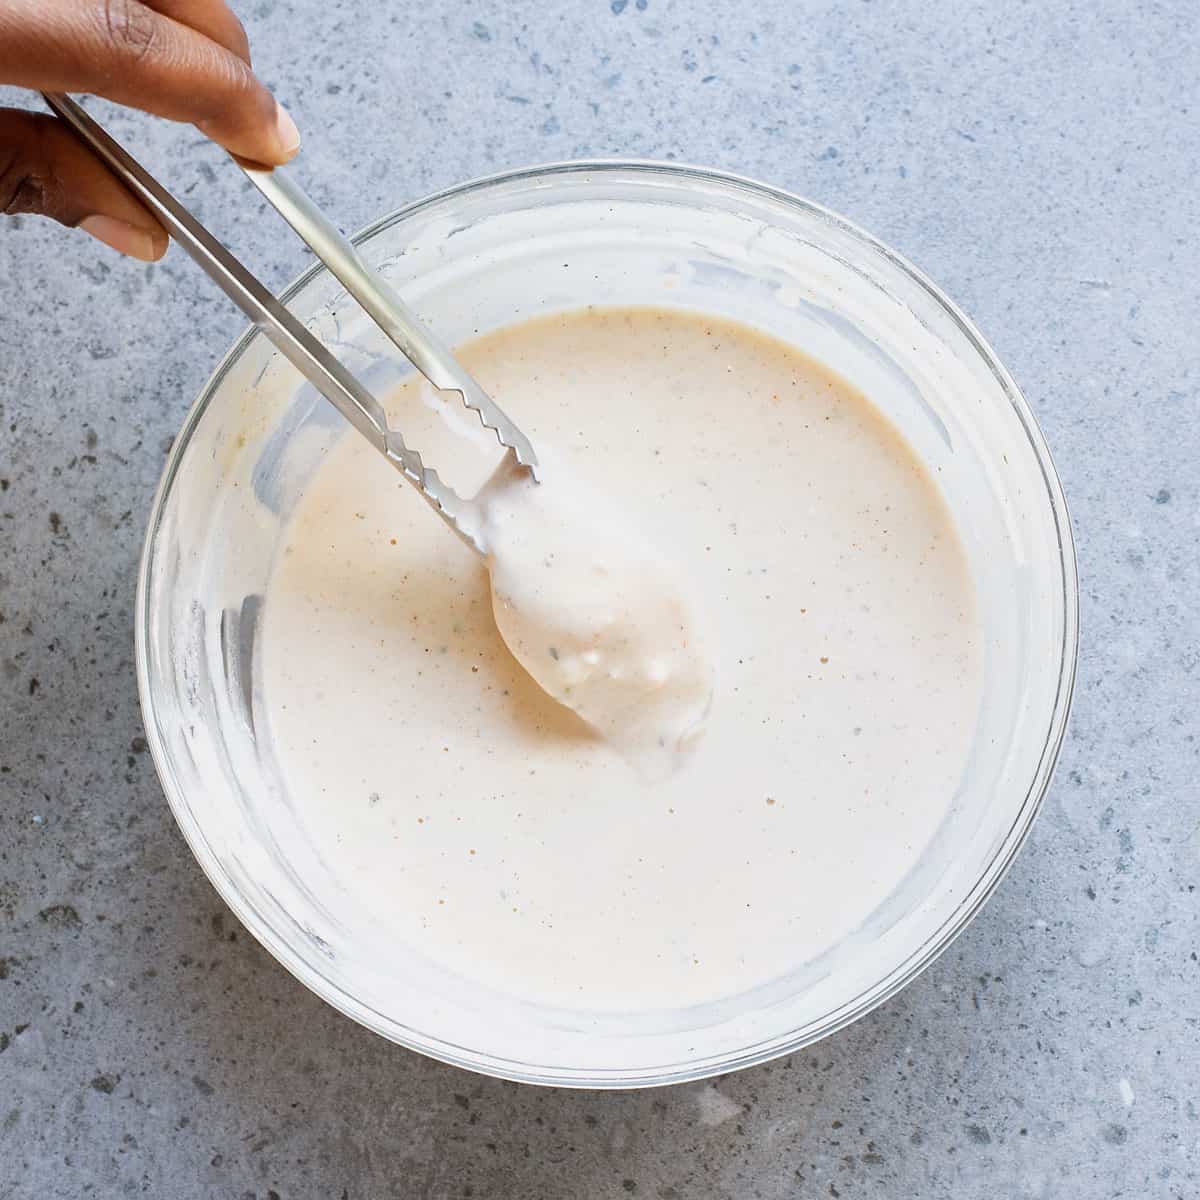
[136,163,1077,1087]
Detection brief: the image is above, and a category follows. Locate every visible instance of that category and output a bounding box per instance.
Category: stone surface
[1,1,1197,1196]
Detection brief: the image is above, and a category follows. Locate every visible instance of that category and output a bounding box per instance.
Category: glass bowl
[136,162,1078,1087]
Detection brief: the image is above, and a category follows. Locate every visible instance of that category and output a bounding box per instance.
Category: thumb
[1,108,168,261]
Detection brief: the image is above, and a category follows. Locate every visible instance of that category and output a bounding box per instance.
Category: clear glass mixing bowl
[136,162,1078,1087]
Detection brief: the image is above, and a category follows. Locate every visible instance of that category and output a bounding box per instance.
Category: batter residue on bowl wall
[261,306,981,1012]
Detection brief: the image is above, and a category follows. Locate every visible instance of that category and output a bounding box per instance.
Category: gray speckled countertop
[2,2,1198,1197]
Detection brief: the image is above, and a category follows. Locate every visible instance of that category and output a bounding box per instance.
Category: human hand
[0,0,299,261]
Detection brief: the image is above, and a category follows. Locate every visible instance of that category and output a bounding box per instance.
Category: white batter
[261,307,981,1012]
[480,448,714,780]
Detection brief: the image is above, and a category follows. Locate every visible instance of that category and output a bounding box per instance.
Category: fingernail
[80,215,163,262]
[274,103,301,160]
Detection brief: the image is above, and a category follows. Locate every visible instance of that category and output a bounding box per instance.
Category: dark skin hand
[0,0,299,260]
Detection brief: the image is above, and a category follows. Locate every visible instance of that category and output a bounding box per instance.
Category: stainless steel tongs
[41,92,539,554]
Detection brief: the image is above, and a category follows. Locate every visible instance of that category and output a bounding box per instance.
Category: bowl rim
[135,158,1080,1088]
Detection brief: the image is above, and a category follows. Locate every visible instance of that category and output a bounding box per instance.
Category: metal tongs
[41,92,539,553]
